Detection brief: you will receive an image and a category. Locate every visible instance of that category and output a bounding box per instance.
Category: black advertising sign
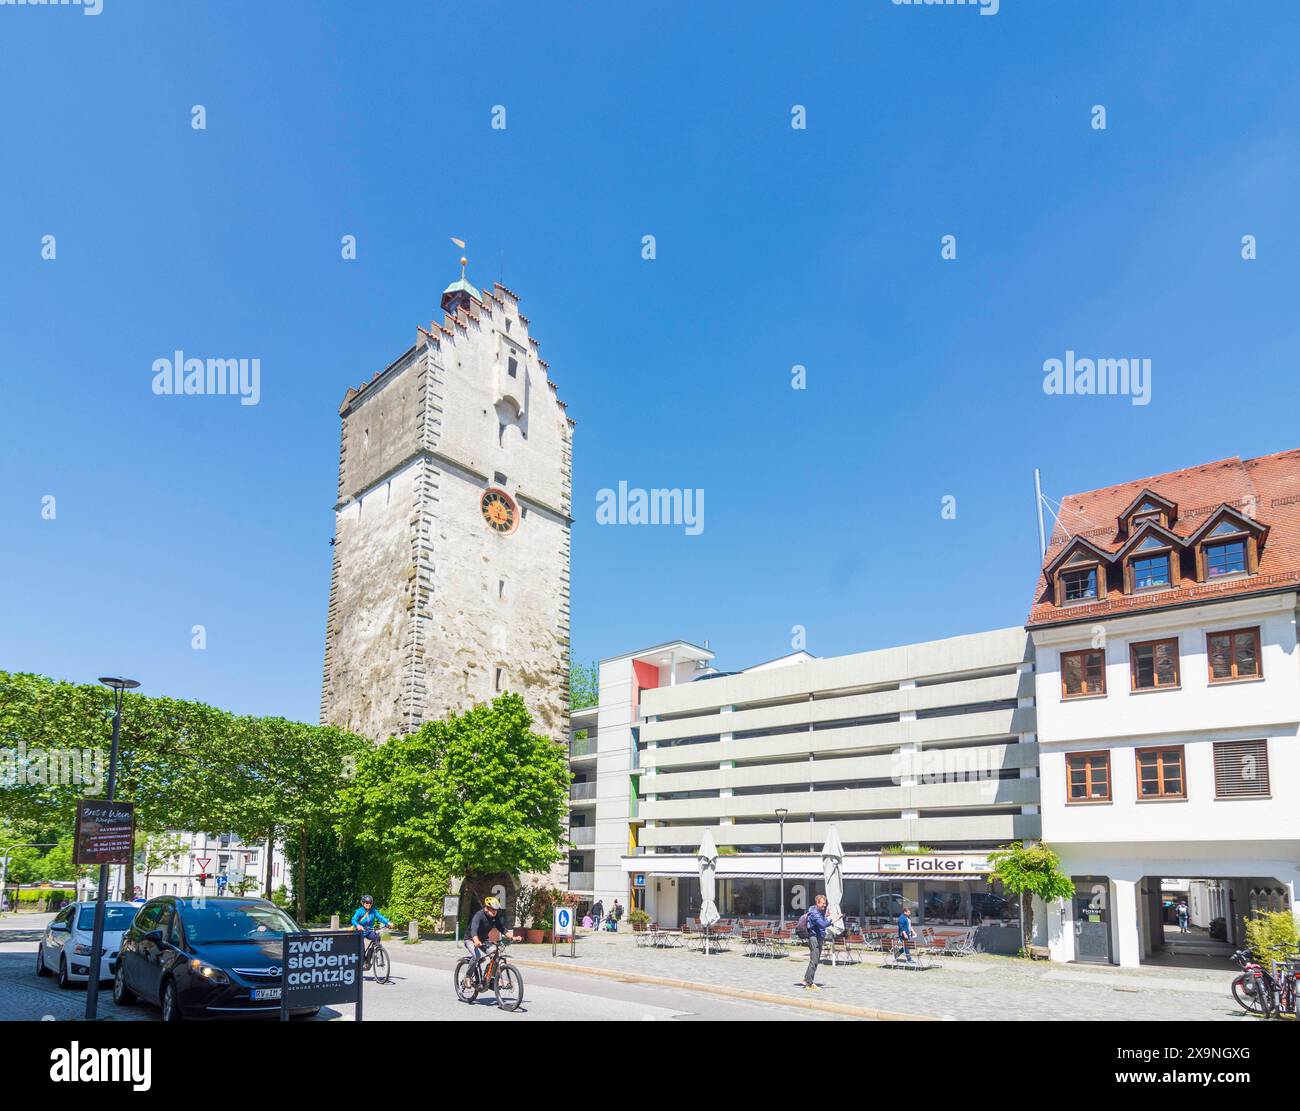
[73,799,135,866]
[280,930,364,1019]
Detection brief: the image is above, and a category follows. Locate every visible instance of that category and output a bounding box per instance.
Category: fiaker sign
[280,930,363,1018]
[876,854,991,875]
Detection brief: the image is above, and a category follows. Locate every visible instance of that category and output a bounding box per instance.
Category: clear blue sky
[4,0,1300,722]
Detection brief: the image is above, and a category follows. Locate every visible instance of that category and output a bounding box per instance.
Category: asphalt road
[0,936,845,1022]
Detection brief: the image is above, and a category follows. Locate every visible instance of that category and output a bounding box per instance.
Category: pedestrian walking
[800,894,839,990]
[896,904,916,963]
[591,898,604,930]
[1176,900,1189,934]
[611,899,624,931]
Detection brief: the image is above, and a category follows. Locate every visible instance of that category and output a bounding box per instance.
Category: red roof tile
[1027,449,1300,626]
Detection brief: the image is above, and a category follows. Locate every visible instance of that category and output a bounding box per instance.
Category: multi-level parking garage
[572,628,1040,952]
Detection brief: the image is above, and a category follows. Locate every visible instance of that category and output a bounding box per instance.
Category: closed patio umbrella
[821,826,845,963]
[698,831,721,951]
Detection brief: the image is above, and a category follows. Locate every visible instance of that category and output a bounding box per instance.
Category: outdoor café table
[696,928,729,955]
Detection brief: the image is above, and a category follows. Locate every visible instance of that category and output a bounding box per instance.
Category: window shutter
[1213,740,1269,799]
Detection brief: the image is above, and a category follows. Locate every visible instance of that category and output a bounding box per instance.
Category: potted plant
[527,887,558,944]
[628,908,651,932]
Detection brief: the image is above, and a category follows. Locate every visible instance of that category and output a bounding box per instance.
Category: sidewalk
[414,931,1252,1021]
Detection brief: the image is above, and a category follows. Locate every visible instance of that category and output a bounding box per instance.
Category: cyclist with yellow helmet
[467,896,507,968]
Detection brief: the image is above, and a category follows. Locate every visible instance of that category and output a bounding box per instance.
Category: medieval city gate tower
[320,264,573,746]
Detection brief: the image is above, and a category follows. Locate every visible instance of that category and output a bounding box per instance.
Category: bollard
[409,919,419,944]
[330,914,340,930]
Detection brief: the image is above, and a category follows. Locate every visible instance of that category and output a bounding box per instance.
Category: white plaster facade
[1034,590,1300,966]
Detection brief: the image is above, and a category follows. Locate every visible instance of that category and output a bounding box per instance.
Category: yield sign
[195,857,211,871]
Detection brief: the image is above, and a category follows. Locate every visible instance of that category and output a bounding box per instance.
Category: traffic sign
[195,857,211,871]
[552,905,577,958]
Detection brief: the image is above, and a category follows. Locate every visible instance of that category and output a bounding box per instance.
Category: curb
[509,956,940,1021]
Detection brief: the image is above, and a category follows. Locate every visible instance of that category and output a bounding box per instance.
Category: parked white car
[36,901,138,988]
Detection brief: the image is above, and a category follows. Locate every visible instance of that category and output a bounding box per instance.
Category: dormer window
[1206,539,1247,578]
[1045,538,1112,609]
[1062,568,1098,602]
[1117,490,1178,538]
[1132,553,1171,591]
[1115,524,1182,595]
[1188,505,1266,583]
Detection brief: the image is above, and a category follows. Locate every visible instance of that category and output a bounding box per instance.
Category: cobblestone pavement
[0,945,151,1022]
[416,931,1257,1021]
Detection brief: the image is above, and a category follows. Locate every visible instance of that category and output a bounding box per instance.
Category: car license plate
[251,987,282,1001]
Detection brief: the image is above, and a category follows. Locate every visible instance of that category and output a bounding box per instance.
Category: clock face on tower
[480,488,519,534]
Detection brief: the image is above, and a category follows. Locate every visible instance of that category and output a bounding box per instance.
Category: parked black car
[113,895,319,1021]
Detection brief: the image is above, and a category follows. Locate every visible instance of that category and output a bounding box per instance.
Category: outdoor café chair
[949,927,978,956]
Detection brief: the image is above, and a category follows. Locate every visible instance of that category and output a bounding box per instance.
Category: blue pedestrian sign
[554,907,573,937]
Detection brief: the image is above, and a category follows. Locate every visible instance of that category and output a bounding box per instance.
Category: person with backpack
[799,894,840,990]
[611,899,624,931]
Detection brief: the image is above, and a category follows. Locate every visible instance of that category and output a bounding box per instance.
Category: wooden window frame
[1055,562,1106,607]
[1124,549,1174,594]
[1128,637,1181,692]
[1195,533,1257,582]
[1206,626,1263,684]
[1135,745,1187,800]
[1060,648,1107,700]
[1066,750,1112,804]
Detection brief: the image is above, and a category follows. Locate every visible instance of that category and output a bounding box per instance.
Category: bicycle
[454,937,523,1011]
[1230,945,1296,1017]
[1266,945,1298,1018]
[360,928,392,985]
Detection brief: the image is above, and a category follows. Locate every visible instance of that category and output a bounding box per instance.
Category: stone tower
[321,264,573,745]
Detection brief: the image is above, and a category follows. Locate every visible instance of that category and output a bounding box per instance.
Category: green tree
[339,693,569,915]
[288,822,390,924]
[1244,909,1298,962]
[255,719,372,924]
[388,859,450,932]
[139,832,187,899]
[987,841,1075,956]
[569,654,599,712]
[0,672,370,918]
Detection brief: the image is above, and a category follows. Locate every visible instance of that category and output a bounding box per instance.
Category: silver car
[36,901,139,988]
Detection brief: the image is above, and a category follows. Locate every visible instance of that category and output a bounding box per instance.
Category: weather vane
[451,236,467,276]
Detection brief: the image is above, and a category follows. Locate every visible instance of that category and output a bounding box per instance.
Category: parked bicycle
[362,929,392,985]
[1230,945,1296,1018]
[454,937,523,1010]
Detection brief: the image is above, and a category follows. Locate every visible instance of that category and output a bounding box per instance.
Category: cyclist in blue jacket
[351,895,392,942]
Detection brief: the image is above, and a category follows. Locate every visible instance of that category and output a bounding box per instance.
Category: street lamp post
[85,676,139,1021]
[775,808,788,926]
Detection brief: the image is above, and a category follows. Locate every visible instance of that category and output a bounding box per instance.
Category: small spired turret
[441,255,479,314]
